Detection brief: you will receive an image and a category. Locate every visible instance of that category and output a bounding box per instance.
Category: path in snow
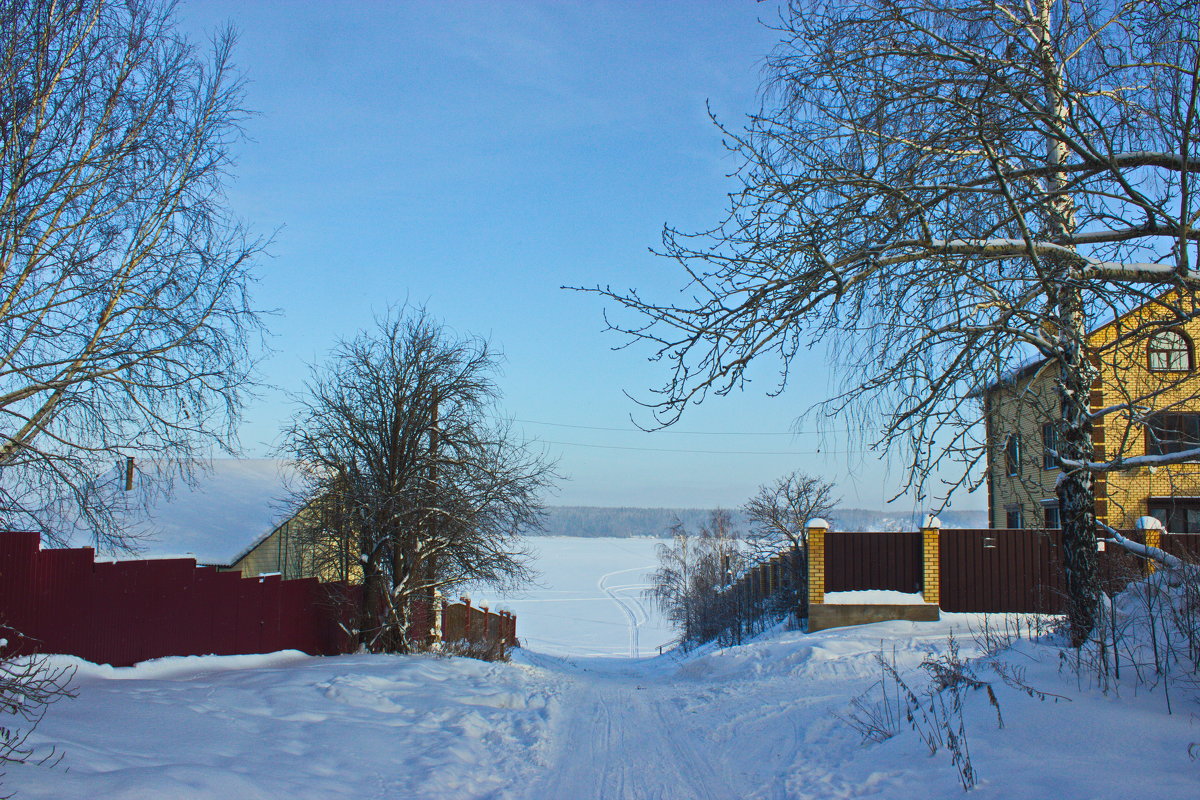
[519,655,743,800]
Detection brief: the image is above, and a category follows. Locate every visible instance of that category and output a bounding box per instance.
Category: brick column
[921,515,942,605]
[1136,516,1164,576]
[806,518,829,607]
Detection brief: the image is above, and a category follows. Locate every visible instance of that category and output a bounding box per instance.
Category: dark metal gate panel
[825,531,922,593]
[939,529,1065,613]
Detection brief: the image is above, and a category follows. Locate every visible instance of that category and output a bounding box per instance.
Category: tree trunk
[358,562,385,652]
[1057,330,1099,646]
[1026,0,1099,646]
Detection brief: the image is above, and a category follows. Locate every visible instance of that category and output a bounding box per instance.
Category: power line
[536,439,862,456]
[513,417,856,436]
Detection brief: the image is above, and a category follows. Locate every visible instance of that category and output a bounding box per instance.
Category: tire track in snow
[598,566,652,658]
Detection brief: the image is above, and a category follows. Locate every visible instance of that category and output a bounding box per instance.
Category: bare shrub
[0,643,76,796]
[843,636,1012,791]
[436,638,513,663]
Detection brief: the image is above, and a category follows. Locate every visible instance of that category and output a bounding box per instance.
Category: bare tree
[743,471,838,560]
[648,509,744,647]
[0,0,263,552]
[282,308,555,653]
[743,471,837,614]
[593,0,1200,644]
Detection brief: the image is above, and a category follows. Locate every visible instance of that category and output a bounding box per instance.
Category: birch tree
[0,0,262,550]
[282,309,554,652]
[649,509,744,647]
[594,0,1200,644]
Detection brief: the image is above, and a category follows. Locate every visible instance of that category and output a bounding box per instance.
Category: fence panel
[825,531,921,593]
[1160,533,1200,562]
[939,529,1063,613]
[0,532,361,666]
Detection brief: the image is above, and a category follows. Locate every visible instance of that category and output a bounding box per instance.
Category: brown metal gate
[825,531,922,593]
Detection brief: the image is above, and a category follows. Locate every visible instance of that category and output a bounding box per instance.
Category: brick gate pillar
[1136,515,1165,575]
[921,515,942,605]
[806,518,829,607]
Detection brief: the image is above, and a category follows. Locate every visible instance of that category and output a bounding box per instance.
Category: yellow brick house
[985,295,1200,532]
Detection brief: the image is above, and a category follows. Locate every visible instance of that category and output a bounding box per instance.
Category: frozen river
[465,536,676,658]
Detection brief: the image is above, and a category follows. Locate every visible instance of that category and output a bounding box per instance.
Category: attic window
[1148,330,1192,372]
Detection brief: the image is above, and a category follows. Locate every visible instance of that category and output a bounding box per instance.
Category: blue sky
[174,0,985,513]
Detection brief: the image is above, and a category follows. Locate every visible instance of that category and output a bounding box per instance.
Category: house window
[1148,330,1192,372]
[1005,434,1021,476]
[1005,506,1023,529]
[1145,412,1200,455]
[1042,503,1061,529]
[1042,423,1059,470]
[1147,499,1200,533]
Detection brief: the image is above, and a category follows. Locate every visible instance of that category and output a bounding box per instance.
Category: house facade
[986,296,1200,532]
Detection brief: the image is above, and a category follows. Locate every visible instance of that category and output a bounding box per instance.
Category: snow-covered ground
[6,538,1200,798]
[468,536,675,658]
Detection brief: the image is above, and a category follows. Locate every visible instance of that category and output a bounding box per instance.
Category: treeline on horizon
[537,506,988,538]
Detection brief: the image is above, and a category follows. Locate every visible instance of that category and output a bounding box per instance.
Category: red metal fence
[938,529,1066,613]
[0,531,517,666]
[938,528,1200,612]
[441,598,518,659]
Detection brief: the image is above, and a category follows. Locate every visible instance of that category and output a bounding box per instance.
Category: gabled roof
[129,459,304,566]
[980,291,1188,395]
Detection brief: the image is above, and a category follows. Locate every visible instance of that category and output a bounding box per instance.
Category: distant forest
[537,506,988,538]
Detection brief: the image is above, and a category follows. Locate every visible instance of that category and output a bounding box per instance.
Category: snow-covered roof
[131,459,305,566]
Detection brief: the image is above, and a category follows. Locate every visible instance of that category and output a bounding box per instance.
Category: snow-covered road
[9,615,1200,799]
[520,655,743,800]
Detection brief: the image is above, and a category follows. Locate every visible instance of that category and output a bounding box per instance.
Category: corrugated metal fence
[938,528,1200,612]
[0,531,517,666]
[0,530,359,665]
[441,598,517,660]
[826,531,922,594]
[818,528,1200,614]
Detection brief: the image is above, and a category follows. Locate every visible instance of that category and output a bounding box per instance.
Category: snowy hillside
[467,537,675,657]
[7,539,1199,799]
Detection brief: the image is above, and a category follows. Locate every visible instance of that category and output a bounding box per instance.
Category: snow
[7,538,1200,799]
[466,536,676,658]
[126,459,302,565]
[824,589,928,605]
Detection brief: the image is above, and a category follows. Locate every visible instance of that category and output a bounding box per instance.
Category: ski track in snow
[598,566,652,658]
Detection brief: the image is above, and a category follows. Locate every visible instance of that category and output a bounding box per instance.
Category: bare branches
[647,510,745,649]
[282,307,556,652]
[0,0,264,551]
[742,470,837,559]
[0,640,76,793]
[588,0,1200,644]
[590,0,1200,440]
